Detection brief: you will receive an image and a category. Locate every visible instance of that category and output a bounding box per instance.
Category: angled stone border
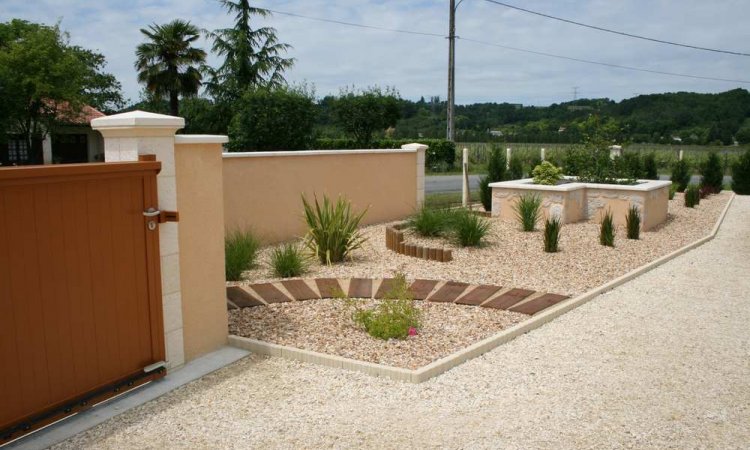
[227,194,735,383]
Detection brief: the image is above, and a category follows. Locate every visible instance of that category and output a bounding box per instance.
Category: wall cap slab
[489,176,672,193]
[175,135,229,145]
[222,148,418,158]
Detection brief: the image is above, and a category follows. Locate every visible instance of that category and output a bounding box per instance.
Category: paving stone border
[226,278,569,316]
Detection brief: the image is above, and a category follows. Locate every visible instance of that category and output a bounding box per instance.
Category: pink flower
[408,327,418,336]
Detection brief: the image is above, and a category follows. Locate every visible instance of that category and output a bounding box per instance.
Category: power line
[264,8,444,38]
[481,0,750,57]
[262,7,750,85]
[459,37,750,84]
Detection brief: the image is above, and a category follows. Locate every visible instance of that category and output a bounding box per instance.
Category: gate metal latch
[143,208,179,223]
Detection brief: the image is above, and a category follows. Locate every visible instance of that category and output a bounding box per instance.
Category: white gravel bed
[243,192,731,296]
[54,197,750,449]
[228,299,527,369]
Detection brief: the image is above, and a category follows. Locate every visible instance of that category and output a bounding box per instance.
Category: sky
[2,0,750,106]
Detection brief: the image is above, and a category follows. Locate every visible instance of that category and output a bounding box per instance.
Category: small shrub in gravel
[344,273,421,340]
[302,194,368,264]
[699,152,724,194]
[685,185,700,208]
[731,150,750,194]
[270,243,308,278]
[479,176,492,211]
[625,206,641,240]
[225,229,260,281]
[543,217,562,253]
[671,159,691,192]
[669,184,677,200]
[514,193,542,232]
[451,209,491,247]
[600,210,615,247]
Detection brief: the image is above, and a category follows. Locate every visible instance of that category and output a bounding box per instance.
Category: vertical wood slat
[0,162,165,434]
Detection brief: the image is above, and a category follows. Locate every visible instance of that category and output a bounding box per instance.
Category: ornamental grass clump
[514,193,542,231]
[408,206,453,237]
[625,206,641,240]
[543,217,562,253]
[302,194,368,264]
[451,209,491,247]
[684,185,700,208]
[343,273,421,340]
[224,229,260,281]
[600,210,615,247]
[269,242,308,278]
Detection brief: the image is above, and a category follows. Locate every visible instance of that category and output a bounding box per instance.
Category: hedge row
[312,138,456,170]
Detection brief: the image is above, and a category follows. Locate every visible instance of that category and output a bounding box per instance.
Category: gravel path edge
[228,194,737,383]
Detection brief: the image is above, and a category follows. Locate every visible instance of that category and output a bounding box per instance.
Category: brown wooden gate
[0,162,166,444]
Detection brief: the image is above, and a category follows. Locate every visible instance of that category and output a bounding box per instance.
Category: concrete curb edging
[230,194,735,383]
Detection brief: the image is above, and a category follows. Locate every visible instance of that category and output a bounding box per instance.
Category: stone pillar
[541,148,546,161]
[506,147,512,170]
[679,149,684,161]
[92,110,186,369]
[462,147,469,207]
[402,143,427,208]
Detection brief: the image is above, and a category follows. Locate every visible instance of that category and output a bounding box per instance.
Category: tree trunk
[169,91,179,117]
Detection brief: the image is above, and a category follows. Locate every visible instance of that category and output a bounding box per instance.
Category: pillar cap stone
[91,110,185,130]
[401,143,429,152]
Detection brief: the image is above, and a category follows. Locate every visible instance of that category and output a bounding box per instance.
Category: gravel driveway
[56,197,750,449]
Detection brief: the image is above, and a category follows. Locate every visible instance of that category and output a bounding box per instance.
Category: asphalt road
[425,174,733,194]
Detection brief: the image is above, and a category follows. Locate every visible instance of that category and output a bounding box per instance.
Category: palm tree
[135,20,206,116]
[206,0,294,100]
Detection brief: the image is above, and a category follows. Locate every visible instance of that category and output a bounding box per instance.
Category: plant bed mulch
[228,299,527,370]
[241,192,731,297]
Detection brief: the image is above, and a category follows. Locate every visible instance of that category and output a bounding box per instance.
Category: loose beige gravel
[243,192,731,296]
[228,299,527,369]
[54,196,750,449]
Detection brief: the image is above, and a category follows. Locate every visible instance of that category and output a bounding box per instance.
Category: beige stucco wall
[223,150,420,243]
[175,142,228,360]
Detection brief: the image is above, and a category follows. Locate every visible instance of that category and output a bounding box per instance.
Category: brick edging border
[385,223,453,262]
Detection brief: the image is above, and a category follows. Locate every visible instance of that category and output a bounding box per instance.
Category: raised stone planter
[489,177,672,230]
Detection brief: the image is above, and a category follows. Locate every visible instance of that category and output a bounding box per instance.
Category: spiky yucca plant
[543,217,562,253]
[302,194,368,264]
[625,206,641,240]
[600,210,615,247]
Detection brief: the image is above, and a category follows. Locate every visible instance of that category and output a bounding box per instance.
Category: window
[7,138,29,163]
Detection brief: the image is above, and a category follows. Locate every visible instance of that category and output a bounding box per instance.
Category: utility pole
[573,86,579,100]
[447,0,457,141]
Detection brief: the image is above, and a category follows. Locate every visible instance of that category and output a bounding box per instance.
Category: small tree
[643,153,658,179]
[670,159,691,192]
[731,149,750,195]
[227,86,316,151]
[699,152,724,193]
[508,153,524,180]
[479,146,507,211]
[332,86,401,147]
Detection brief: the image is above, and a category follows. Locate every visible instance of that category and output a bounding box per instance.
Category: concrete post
[91,111,188,369]
[541,148,546,162]
[462,147,469,207]
[679,149,684,161]
[402,143,428,208]
[609,145,623,160]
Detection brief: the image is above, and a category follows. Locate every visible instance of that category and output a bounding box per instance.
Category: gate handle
[143,208,161,218]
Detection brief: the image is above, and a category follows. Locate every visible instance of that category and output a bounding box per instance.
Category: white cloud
[2,0,749,106]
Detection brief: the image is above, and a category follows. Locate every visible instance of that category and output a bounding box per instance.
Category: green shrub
[643,153,658,179]
[479,176,492,211]
[669,184,677,200]
[507,153,524,180]
[408,206,454,237]
[532,161,563,185]
[514,194,542,232]
[345,273,421,340]
[617,152,643,180]
[699,152,724,194]
[225,229,260,281]
[600,210,615,247]
[302,194,368,264]
[487,146,507,182]
[543,217,562,253]
[671,159,691,192]
[270,243,308,278]
[451,209,491,247]
[625,206,641,240]
[684,185,700,208]
[732,150,750,194]
[527,156,542,178]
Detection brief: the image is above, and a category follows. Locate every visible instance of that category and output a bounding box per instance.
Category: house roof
[43,100,106,125]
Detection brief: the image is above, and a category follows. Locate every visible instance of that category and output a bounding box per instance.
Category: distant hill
[387,89,750,145]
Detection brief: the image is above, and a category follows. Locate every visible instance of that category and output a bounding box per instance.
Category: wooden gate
[0,162,166,444]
